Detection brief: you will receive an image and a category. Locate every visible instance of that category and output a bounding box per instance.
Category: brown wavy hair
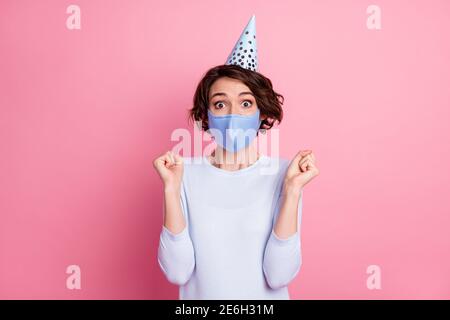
[188,64,284,134]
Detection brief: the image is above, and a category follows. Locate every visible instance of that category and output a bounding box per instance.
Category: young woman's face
[208,77,259,116]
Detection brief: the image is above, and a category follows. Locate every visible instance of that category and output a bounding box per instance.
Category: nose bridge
[229,97,241,115]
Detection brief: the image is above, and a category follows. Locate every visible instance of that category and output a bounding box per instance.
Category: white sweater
[157,154,303,299]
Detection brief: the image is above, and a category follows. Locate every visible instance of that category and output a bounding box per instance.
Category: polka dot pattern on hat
[224,15,258,72]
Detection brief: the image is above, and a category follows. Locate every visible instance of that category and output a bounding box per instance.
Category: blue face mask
[207,108,262,153]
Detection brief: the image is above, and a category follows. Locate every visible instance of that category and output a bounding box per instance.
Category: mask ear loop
[259,118,267,134]
[201,111,211,136]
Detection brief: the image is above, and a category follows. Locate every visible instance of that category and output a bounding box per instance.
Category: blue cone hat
[225,15,258,71]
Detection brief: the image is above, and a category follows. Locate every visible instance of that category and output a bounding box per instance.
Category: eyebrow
[210,91,255,99]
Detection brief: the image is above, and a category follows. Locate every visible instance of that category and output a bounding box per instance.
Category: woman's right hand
[153,151,184,191]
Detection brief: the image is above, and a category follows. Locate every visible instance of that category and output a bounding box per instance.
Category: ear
[261,117,275,129]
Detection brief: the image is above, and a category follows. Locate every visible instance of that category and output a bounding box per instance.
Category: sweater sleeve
[157,180,196,285]
[262,178,303,290]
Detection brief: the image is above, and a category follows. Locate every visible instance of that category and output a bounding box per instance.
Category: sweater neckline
[202,153,268,175]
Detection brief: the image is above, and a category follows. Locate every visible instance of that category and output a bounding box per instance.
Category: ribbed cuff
[161,225,189,241]
[270,229,299,246]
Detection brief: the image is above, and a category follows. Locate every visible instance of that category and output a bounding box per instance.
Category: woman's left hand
[283,150,319,194]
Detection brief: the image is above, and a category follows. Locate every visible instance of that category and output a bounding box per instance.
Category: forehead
[209,77,252,98]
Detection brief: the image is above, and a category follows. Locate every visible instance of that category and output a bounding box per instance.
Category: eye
[214,101,226,109]
[241,100,253,108]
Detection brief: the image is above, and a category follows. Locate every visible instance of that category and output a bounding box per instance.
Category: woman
[153,64,319,300]
[154,15,319,299]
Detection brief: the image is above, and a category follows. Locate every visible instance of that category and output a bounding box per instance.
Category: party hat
[225,15,258,71]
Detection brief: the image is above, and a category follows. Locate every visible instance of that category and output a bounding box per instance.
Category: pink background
[1,0,449,299]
